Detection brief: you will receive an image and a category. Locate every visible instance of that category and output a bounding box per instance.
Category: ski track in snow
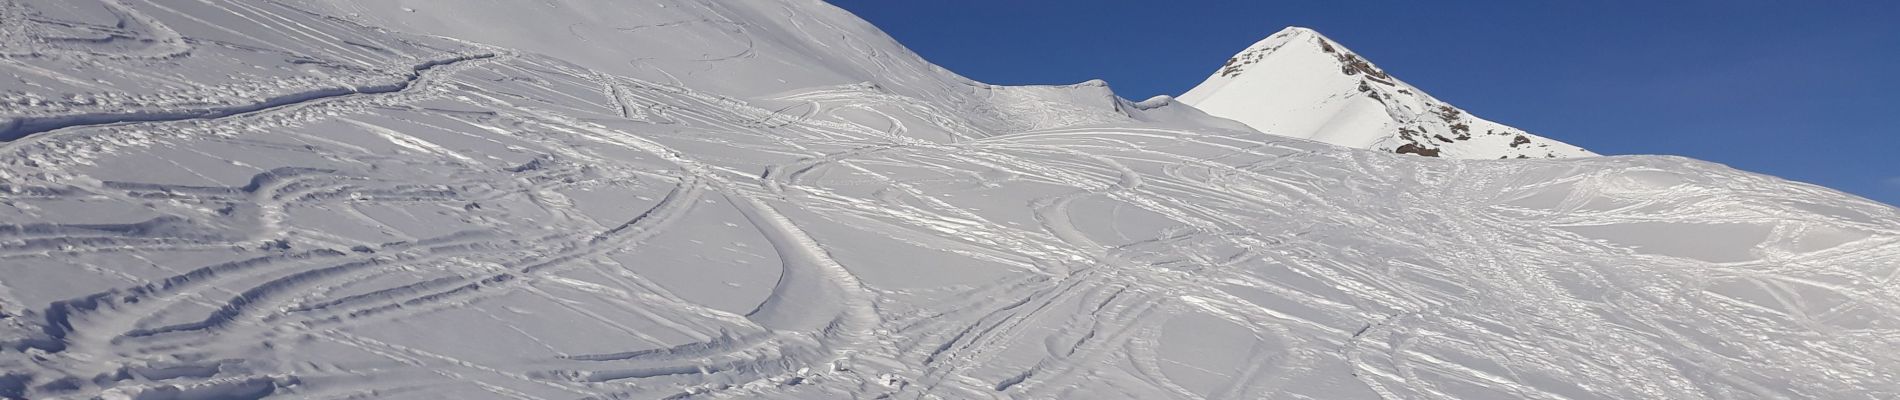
[2,1,1899,399]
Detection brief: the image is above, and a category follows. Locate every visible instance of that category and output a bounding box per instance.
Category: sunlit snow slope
[3,1,1898,399]
[1181,27,1595,159]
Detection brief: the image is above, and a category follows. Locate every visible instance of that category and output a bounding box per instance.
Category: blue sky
[827,1,1900,206]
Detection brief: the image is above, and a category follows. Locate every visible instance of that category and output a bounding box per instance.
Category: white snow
[1181,27,1596,159]
[2,1,1897,399]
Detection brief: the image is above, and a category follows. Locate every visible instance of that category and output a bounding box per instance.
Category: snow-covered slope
[1181,27,1595,159]
[3,2,1898,399]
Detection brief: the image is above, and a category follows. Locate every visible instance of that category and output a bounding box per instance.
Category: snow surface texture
[1181,27,1595,160]
[1,1,1897,399]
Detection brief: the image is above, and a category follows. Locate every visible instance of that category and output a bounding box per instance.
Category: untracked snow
[2,1,1898,399]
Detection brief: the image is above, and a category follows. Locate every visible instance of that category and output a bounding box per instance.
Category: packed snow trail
[0,54,495,142]
[2,1,1899,399]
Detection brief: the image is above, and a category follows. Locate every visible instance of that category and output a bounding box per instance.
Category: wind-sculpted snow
[3,1,1899,399]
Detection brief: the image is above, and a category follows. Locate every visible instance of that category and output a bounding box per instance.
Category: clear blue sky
[828,1,1900,206]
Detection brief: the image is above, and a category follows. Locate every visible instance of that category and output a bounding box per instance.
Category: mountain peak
[1274,25,1322,38]
[1264,26,1326,41]
[1181,26,1591,159]
[1218,27,1389,85]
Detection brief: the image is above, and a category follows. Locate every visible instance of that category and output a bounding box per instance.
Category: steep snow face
[1180,27,1595,159]
[289,0,1191,136]
[3,2,1900,400]
[288,0,959,99]
[0,0,1166,141]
